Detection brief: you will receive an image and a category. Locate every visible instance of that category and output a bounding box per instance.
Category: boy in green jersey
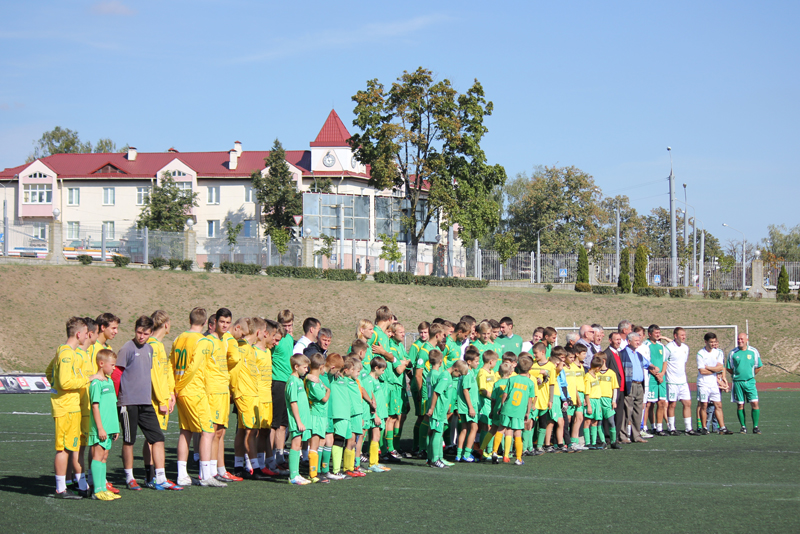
[384,323,410,459]
[543,351,568,453]
[426,350,461,468]
[286,355,312,485]
[88,349,121,501]
[304,353,331,483]
[494,355,535,465]
[478,362,512,460]
[496,317,524,357]
[362,357,391,472]
[408,322,429,453]
[415,323,446,458]
[489,319,501,343]
[455,352,480,462]
[597,356,620,449]
[342,357,367,477]
[644,325,668,436]
[471,321,497,358]
[726,333,763,434]
[324,353,351,480]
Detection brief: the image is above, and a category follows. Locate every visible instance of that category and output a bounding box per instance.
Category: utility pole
[615,205,620,281]
[683,184,689,285]
[668,147,677,287]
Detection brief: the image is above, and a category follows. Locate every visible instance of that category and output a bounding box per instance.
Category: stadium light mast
[668,147,677,287]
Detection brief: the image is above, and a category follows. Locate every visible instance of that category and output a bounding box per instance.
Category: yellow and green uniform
[583,372,603,421]
[254,345,273,428]
[500,374,535,430]
[234,340,259,429]
[346,376,364,436]
[471,339,498,370]
[416,341,435,403]
[530,360,558,416]
[222,331,240,394]
[328,373,351,438]
[408,338,425,400]
[477,367,499,424]
[597,369,619,420]
[490,377,509,426]
[148,336,175,430]
[495,334,524,357]
[50,344,89,451]
[443,337,461,368]
[564,362,585,416]
[204,335,230,426]
[305,376,329,437]
[645,340,666,401]
[429,371,452,428]
[171,331,213,433]
[387,338,409,416]
[458,368,479,422]
[727,346,762,404]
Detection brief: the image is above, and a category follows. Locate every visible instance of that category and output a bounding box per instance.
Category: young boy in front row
[456,351,480,462]
[361,357,391,472]
[88,349,121,500]
[304,352,332,482]
[583,356,604,449]
[426,350,455,468]
[286,354,312,485]
[494,355,535,465]
[477,362,512,461]
[597,355,620,448]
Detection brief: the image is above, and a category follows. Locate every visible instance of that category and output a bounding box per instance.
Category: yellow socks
[343,449,355,471]
[515,437,523,460]
[503,436,512,459]
[492,431,504,455]
[309,450,318,479]
[369,441,379,466]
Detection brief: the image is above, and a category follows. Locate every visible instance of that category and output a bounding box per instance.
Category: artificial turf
[1,391,798,533]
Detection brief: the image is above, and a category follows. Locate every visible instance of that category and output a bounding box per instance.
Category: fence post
[530,251,534,282]
[447,226,454,277]
[101,225,107,262]
[266,234,272,267]
[477,247,482,279]
[352,239,356,272]
[184,229,196,266]
[143,227,149,265]
[2,197,7,257]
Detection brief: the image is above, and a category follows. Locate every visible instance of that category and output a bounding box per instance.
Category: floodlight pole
[668,148,677,287]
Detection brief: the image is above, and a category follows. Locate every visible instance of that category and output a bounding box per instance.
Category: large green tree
[506,165,601,252]
[27,127,121,162]
[763,224,800,261]
[251,138,302,234]
[596,195,644,253]
[348,67,506,253]
[136,172,199,232]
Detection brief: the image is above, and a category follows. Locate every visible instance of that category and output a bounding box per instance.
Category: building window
[23,184,52,204]
[176,182,192,198]
[67,222,80,239]
[244,186,254,203]
[207,220,220,238]
[67,188,80,206]
[207,186,220,204]
[103,221,115,240]
[171,170,187,177]
[32,222,47,240]
[137,187,150,205]
[243,220,254,238]
[103,187,115,206]
[28,172,48,179]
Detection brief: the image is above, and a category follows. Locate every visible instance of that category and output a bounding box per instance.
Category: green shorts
[567,393,585,416]
[733,379,758,403]
[460,413,477,425]
[309,414,327,438]
[647,381,667,402]
[387,385,403,417]
[349,414,363,436]
[586,398,602,420]
[429,417,446,433]
[547,401,563,422]
[402,387,411,415]
[531,408,545,420]
[332,418,351,439]
[501,415,524,431]
[363,414,384,431]
[600,397,615,420]
[289,429,311,441]
[87,435,114,449]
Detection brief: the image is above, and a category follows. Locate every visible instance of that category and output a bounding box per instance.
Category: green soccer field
[1,392,799,533]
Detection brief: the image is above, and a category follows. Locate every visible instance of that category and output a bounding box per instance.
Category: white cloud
[91,1,136,16]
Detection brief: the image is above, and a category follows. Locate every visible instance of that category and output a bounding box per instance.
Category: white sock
[668,417,675,431]
[76,473,88,491]
[193,452,200,462]
[155,468,166,484]
[234,456,244,468]
[245,455,252,470]
[627,425,632,436]
[177,461,188,480]
[684,417,692,431]
[257,452,266,466]
[55,475,66,493]
[656,423,663,431]
[124,469,135,483]
[210,460,217,473]
[199,461,210,480]
[218,466,227,477]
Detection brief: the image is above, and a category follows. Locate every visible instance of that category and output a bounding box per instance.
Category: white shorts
[697,383,721,403]
[667,382,691,402]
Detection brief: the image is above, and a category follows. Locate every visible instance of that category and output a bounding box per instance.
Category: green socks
[752,408,760,427]
[610,427,617,443]
[456,447,463,460]
[590,426,598,445]
[737,409,746,426]
[537,428,548,447]
[583,428,591,445]
[289,449,300,479]
[522,429,533,450]
[91,460,105,494]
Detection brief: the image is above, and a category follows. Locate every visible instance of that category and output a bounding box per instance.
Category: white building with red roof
[0,111,453,273]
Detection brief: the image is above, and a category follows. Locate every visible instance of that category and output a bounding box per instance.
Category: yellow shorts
[208,392,230,427]
[54,412,82,452]
[153,402,170,431]
[235,396,258,429]
[80,414,91,446]
[176,395,213,433]
[259,402,273,429]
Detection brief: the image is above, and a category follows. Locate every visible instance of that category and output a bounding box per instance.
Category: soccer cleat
[719,427,734,435]
[492,454,499,464]
[216,471,243,482]
[544,446,556,453]
[740,427,747,434]
[522,450,533,457]
[533,448,545,456]
[199,477,227,487]
[143,480,156,490]
[76,488,92,498]
[568,443,581,453]
[656,430,668,437]
[260,467,280,477]
[289,475,312,485]
[699,428,709,435]
[503,456,511,463]
[558,445,569,453]
[152,478,184,491]
[388,450,403,461]
[753,427,761,434]
[326,472,346,481]
[432,460,449,468]
[514,459,525,466]
[640,430,654,439]
[376,463,391,471]
[106,482,120,494]
[463,454,476,463]
[669,430,682,436]
[368,465,386,473]
[354,466,368,475]
[360,455,369,465]
[344,470,365,478]
[685,430,700,436]
[610,442,622,449]
[54,489,82,500]
[126,480,142,491]
[91,490,117,501]
[310,476,330,483]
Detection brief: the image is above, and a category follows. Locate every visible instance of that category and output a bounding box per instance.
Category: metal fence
[3,220,49,257]
[763,261,800,289]
[119,227,187,263]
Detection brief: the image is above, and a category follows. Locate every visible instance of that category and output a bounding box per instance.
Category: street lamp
[667,147,677,286]
[536,220,559,283]
[722,223,746,290]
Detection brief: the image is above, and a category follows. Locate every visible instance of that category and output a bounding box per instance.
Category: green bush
[776,293,796,303]
[112,255,131,268]
[576,247,589,284]
[374,271,414,284]
[150,257,167,269]
[373,272,488,288]
[544,283,554,292]
[221,262,263,275]
[76,254,93,265]
[617,247,631,293]
[575,282,592,293]
[703,290,726,299]
[264,266,322,279]
[168,258,181,270]
[203,262,214,272]
[669,288,688,298]
[633,245,648,292]
[738,291,750,300]
[180,260,193,271]
[592,285,617,295]
[636,287,667,297]
[323,269,357,281]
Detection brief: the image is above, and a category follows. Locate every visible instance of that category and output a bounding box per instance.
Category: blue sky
[1,0,798,247]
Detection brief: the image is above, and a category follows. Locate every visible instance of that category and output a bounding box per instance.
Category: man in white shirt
[292,317,320,355]
[618,320,633,350]
[665,327,699,436]
[696,332,733,435]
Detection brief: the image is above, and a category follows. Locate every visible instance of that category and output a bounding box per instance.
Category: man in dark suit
[603,331,626,448]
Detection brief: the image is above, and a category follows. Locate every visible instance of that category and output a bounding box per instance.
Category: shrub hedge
[591,285,617,295]
[636,287,667,297]
[221,261,262,275]
[374,272,489,288]
[112,255,131,268]
[575,282,592,293]
[77,254,93,265]
[150,257,168,269]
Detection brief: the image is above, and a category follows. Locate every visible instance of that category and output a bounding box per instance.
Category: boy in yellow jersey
[566,345,588,451]
[93,312,120,358]
[255,318,282,477]
[74,317,99,495]
[597,355,620,449]
[529,342,557,455]
[583,356,604,449]
[51,317,102,499]
[230,318,263,479]
[543,351,568,453]
[171,308,223,487]
[493,354,535,465]
[475,349,499,457]
[144,311,181,490]
[205,308,238,482]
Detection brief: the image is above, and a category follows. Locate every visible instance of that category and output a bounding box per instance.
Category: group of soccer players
[47,307,764,498]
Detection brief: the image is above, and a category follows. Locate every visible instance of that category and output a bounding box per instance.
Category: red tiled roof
[310,109,352,147]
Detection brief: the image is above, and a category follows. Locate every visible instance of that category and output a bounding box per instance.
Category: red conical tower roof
[310,109,352,147]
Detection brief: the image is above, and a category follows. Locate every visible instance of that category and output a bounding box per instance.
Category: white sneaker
[176,475,192,487]
[289,475,311,485]
[641,430,654,439]
[199,477,227,487]
[326,472,345,480]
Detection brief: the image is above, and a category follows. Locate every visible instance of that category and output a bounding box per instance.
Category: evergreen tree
[618,247,632,293]
[633,244,649,291]
[576,246,589,284]
[251,138,302,234]
[777,265,790,294]
[136,172,199,232]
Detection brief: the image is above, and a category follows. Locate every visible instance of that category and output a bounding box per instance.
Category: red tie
[611,349,625,392]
